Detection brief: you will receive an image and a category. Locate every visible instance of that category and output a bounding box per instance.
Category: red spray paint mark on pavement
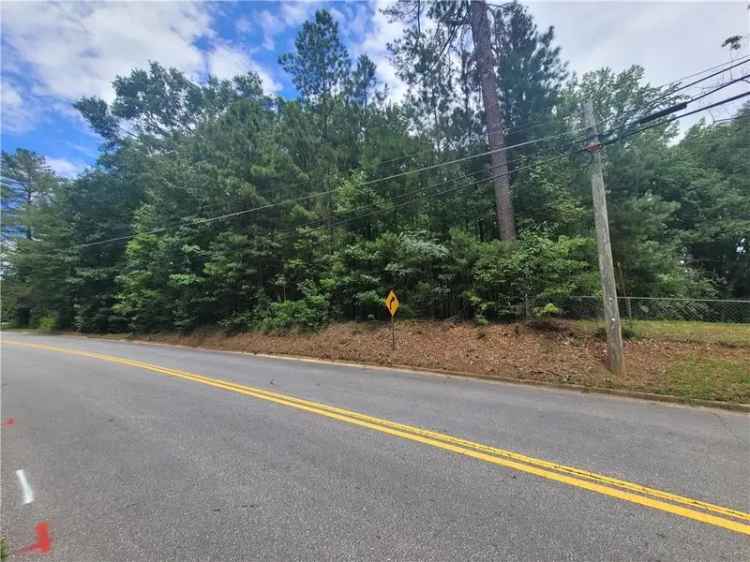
[16,522,52,555]
[2,417,15,427]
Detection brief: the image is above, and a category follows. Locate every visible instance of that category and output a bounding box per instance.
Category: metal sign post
[391,315,395,350]
[384,290,400,350]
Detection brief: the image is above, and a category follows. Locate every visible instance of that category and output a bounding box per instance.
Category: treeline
[2,5,748,333]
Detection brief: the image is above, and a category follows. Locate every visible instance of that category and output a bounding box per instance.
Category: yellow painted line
[152,363,750,522]
[5,339,750,536]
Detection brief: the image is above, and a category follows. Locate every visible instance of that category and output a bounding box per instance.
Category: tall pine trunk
[469,0,516,240]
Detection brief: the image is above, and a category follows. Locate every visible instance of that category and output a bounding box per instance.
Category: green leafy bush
[36,314,57,332]
[219,312,257,334]
[470,232,599,320]
[535,303,561,318]
[257,283,329,332]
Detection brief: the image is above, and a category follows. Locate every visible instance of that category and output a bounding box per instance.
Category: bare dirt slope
[129,321,750,404]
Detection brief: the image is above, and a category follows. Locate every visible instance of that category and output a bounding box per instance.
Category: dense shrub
[256,283,329,332]
[469,232,599,320]
[36,314,57,332]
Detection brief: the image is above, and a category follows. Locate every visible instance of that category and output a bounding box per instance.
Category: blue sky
[2,1,748,177]
[1,1,390,176]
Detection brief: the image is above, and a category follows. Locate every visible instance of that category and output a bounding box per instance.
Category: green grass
[572,319,750,347]
[666,357,750,402]
[1,537,8,561]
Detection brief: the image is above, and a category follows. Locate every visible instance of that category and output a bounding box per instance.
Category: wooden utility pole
[469,0,516,241]
[583,100,625,375]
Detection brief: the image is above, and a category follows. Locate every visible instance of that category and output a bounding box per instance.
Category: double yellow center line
[5,339,750,535]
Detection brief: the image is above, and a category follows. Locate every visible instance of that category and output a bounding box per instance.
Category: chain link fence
[535,296,750,324]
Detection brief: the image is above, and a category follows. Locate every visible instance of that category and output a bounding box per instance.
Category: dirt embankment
[127,320,750,405]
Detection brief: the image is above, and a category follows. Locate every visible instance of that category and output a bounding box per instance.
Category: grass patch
[1,537,8,561]
[666,356,750,402]
[633,320,750,347]
[572,319,750,347]
[592,324,640,341]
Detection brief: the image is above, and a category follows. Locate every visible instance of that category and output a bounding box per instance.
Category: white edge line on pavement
[16,468,34,505]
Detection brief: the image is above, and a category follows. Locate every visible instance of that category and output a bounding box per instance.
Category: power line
[602,72,750,139]
[343,158,571,227]
[324,172,501,232]
[523,56,750,136]
[75,73,743,251]
[666,54,750,84]
[310,154,571,232]
[601,56,750,137]
[151,55,750,222]
[256,135,583,240]
[685,73,750,105]
[74,57,750,249]
[627,73,750,127]
[372,115,585,172]
[604,91,750,146]
[281,171,497,237]
[52,90,749,253]
[94,123,586,241]
[486,56,750,143]
[712,114,750,124]
[666,90,750,121]
[76,140,581,250]
[75,129,581,249]
[660,56,750,100]
[34,148,585,262]
[275,151,575,241]
[364,128,580,186]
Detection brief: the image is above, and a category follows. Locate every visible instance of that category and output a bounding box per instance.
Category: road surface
[2,333,748,561]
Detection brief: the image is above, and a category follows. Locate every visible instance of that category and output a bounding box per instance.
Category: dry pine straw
[138,321,750,400]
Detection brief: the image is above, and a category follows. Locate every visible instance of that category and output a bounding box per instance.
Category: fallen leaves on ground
[136,320,750,404]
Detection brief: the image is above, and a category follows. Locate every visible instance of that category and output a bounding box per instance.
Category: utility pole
[469,0,516,241]
[583,100,625,375]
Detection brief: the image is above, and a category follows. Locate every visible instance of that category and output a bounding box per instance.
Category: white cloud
[207,44,252,81]
[355,0,749,118]
[207,44,282,95]
[357,0,408,102]
[1,1,213,103]
[525,1,750,130]
[2,82,22,107]
[332,4,369,41]
[348,4,370,38]
[1,80,38,132]
[236,16,253,34]
[67,142,98,158]
[1,0,284,137]
[280,1,317,26]
[46,157,86,178]
[251,63,283,96]
[329,7,347,26]
[258,10,286,51]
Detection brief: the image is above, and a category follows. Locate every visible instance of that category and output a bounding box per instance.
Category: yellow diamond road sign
[385,290,399,317]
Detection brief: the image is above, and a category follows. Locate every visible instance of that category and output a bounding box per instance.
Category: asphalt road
[1,332,748,561]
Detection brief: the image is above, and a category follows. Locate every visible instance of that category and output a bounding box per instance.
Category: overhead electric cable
[604,91,750,146]
[76,130,581,249]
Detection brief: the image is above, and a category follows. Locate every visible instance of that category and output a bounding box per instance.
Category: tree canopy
[2,4,747,333]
